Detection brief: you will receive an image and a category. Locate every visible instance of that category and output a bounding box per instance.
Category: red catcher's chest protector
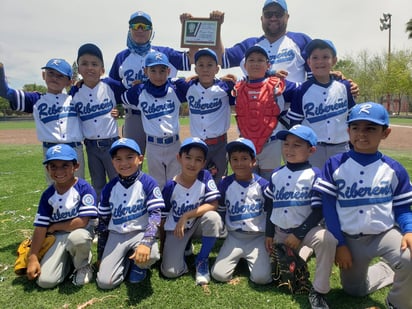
[233,77,285,154]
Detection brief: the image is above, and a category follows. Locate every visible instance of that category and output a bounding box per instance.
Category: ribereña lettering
[273,186,311,200]
[51,207,78,221]
[76,100,114,115]
[112,200,146,218]
[336,180,392,199]
[304,99,347,117]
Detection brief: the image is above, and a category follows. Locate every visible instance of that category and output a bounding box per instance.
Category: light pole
[380,13,392,61]
[380,13,392,113]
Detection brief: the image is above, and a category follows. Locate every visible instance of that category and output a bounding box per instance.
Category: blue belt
[43,141,82,148]
[84,137,119,148]
[125,108,141,115]
[147,135,179,145]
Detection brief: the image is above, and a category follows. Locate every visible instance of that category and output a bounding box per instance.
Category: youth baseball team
[1,1,411,308]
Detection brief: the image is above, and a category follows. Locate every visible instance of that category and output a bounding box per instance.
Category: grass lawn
[1,119,411,308]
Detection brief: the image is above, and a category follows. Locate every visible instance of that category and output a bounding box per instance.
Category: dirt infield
[0,125,411,151]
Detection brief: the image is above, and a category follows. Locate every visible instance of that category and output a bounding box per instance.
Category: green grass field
[0,120,411,308]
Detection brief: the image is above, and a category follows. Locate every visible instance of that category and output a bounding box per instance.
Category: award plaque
[181,18,220,48]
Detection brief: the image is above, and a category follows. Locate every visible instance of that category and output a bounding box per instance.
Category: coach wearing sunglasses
[109,11,196,156]
[214,0,312,83]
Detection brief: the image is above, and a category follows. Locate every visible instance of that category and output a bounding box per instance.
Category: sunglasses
[263,10,285,19]
[130,23,152,31]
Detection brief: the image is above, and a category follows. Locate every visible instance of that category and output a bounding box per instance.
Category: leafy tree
[406,19,412,39]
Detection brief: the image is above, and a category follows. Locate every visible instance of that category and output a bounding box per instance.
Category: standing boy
[186,48,235,183]
[160,137,223,285]
[121,51,188,189]
[96,138,164,289]
[264,125,337,309]
[0,60,85,182]
[211,138,272,285]
[314,102,412,309]
[26,144,97,288]
[233,45,296,180]
[287,39,356,168]
[71,43,125,199]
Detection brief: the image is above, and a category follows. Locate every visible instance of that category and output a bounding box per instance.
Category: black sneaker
[385,298,397,309]
[308,288,329,309]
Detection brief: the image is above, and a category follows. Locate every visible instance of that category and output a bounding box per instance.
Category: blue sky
[1,0,411,88]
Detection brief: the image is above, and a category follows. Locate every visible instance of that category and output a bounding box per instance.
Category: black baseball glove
[270,243,311,294]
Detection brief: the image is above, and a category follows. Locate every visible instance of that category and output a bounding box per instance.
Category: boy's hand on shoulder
[284,234,301,250]
[221,74,237,83]
[268,69,288,79]
[130,244,151,264]
[131,79,142,86]
[185,75,199,83]
[401,232,412,259]
[335,245,352,270]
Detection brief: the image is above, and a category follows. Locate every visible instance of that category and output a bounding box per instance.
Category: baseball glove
[270,243,311,294]
[14,234,56,275]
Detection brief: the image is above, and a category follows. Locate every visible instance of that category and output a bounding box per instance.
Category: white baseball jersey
[7,90,83,143]
[71,78,124,140]
[98,172,165,234]
[314,150,412,236]
[287,78,356,144]
[186,79,235,139]
[217,173,269,232]
[223,32,312,83]
[162,169,220,231]
[34,178,97,227]
[121,79,187,137]
[264,164,322,230]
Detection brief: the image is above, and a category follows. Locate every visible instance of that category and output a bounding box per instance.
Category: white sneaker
[195,258,210,285]
[72,264,93,286]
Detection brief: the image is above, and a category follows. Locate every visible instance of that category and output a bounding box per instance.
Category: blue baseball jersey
[70,78,125,140]
[186,79,235,139]
[98,172,165,234]
[287,78,356,144]
[121,78,188,137]
[264,164,322,230]
[217,173,269,232]
[162,169,220,231]
[6,90,83,143]
[222,32,312,83]
[314,150,412,238]
[109,46,190,89]
[34,178,97,227]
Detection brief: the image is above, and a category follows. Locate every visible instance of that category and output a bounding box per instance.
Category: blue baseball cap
[129,11,152,26]
[180,137,209,155]
[263,0,288,11]
[42,58,72,79]
[226,138,257,157]
[276,125,318,147]
[77,43,104,65]
[347,102,389,126]
[194,48,218,64]
[43,144,78,164]
[305,39,337,57]
[110,138,142,156]
[245,45,269,60]
[145,51,170,67]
